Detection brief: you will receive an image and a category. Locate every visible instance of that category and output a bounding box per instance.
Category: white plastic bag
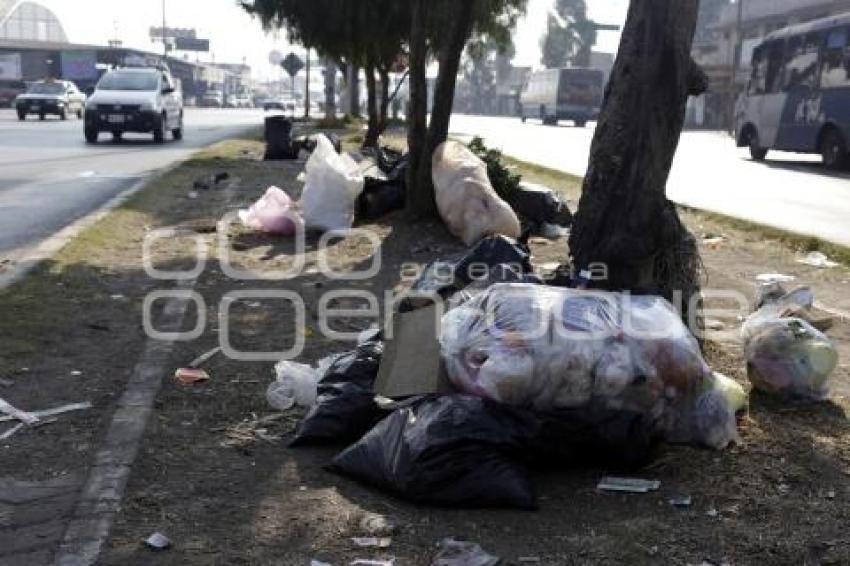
[238,186,303,236]
[267,356,335,410]
[299,134,364,233]
[431,141,521,246]
[439,284,740,449]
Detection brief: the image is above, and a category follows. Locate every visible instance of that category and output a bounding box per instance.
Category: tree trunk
[405,0,434,218]
[363,59,380,148]
[568,0,707,326]
[324,57,336,118]
[411,0,477,217]
[378,67,391,134]
[347,63,361,118]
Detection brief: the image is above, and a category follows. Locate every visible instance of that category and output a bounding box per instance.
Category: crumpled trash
[797,251,839,268]
[330,395,539,509]
[439,283,739,449]
[290,341,388,446]
[238,186,303,236]
[358,176,406,219]
[742,286,838,399]
[300,134,365,233]
[267,356,335,411]
[432,538,499,566]
[507,182,573,230]
[432,141,521,246]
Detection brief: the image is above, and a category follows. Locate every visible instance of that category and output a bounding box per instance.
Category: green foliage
[468,136,521,201]
[540,0,597,68]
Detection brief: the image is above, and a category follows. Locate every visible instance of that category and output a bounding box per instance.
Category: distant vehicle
[201,91,224,108]
[736,12,850,169]
[263,97,296,113]
[0,79,27,108]
[226,94,253,108]
[15,80,86,121]
[519,68,604,127]
[84,66,183,144]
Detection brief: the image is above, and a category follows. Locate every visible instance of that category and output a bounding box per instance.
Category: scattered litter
[300,134,364,234]
[0,422,25,441]
[432,140,521,246]
[219,413,289,447]
[432,537,499,566]
[702,236,725,250]
[597,477,661,493]
[238,186,303,236]
[188,346,222,369]
[797,251,839,268]
[706,508,719,518]
[360,514,398,537]
[110,294,125,300]
[352,537,392,548]
[0,401,92,423]
[174,368,210,385]
[0,378,13,388]
[187,191,199,200]
[756,273,796,283]
[311,561,332,566]
[669,494,693,507]
[351,559,395,566]
[267,356,331,411]
[144,532,172,551]
[0,397,39,425]
[70,370,82,377]
[703,318,726,331]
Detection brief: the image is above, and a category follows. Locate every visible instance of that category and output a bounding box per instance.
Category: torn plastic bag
[268,355,336,411]
[238,186,303,236]
[742,286,815,340]
[401,236,533,312]
[439,284,737,449]
[508,182,573,228]
[432,141,521,246]
[358,177,405,219]
[329,395,539,509]
[290,341,387,446]
[745,317,837,400]
[299,134,364,233]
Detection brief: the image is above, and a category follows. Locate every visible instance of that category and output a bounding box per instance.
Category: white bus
[736,12,850,169]
[519,68,604,127]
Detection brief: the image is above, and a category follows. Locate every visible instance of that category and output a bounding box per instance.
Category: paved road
[0,107,264,256]
[451,115,850,246]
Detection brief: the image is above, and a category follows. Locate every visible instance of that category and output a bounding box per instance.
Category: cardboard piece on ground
[375,305,454,398]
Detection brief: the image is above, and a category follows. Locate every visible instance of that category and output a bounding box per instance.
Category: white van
[519,68,604,127]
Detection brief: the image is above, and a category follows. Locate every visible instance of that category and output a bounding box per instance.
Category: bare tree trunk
[568,0,707,326]
[347,63,361,118]
[378,67,391,133]
[323,57,336,118]
[363,59,380,148]
[406,0,434,218]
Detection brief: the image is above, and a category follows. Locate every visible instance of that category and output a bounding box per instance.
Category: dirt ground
[2,130,849,565]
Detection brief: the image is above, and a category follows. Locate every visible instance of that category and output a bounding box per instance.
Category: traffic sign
[281,52,305,78]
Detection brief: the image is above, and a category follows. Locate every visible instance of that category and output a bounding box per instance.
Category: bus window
[784,33,821,90]
[750,46,767,95]
[765,40,786,93]
[820,27,850,89]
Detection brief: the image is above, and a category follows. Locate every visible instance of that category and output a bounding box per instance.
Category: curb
[0,165,178,292]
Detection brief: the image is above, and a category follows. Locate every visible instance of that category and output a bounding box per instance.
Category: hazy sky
[38,0,629,80]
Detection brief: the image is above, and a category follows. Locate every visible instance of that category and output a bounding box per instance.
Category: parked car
[227,94,253,108]
[15,80,86,120]
[200,91,224,108]
[83,66,183,143]
[263,97,296,113]
[0,79,27,108]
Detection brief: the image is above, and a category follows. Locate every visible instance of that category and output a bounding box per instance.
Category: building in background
[0,0,67,43]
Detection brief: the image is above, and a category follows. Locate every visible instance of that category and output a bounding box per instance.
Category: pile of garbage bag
[743,285,838,399]
[440,283,746,450]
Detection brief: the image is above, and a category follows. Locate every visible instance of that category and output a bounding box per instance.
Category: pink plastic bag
[238,186,302,235]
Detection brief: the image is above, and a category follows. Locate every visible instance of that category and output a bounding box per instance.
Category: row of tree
[242,0,526,216]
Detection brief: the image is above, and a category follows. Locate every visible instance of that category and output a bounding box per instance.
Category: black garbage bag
[290,341,387,446]
[358,177,406,219]
[375,146,405,175]
[329,395,540,510]
[263,116,299,160]
[507,183,573,228]
[404,235,533,311]
[530,407,659,471]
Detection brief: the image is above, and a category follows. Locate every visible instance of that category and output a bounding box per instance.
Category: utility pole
[728,0,744,133]
[161,0,168,59]
[304,48,311,119]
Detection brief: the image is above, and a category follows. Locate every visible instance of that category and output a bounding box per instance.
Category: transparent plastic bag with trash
[742,286,838,399]
[299,133,365,233]
[267,355,336,411]
[431,141,521,246]
[238,186,303,236]
[439,283,746,449]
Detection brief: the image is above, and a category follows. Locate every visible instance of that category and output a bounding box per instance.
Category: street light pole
[162,0,167,59]
[729,0,744,133]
